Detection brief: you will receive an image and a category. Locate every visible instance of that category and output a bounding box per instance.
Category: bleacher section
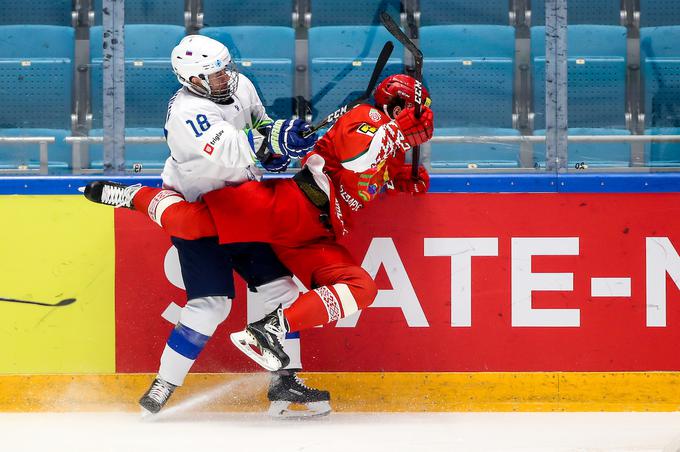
[1,1,680,173]
[88,24,184,170]
[0,25,74,172]
[531,25,630,167]
[641,26,680,166]
[308,26,403,121]
[421,25,519,168]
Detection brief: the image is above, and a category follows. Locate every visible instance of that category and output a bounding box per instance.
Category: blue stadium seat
[640,26,680,128]
[0,0,72,25]
[420,25,518,168]
[419,0,509,26]
[86,128,169,171]
[202,0,294,26]
[640,0,680,27]
[89,25,182,170]
[532,0,622,26]
[308,26,404,121]
[200,26,295,119]
[0,25,74,130]
[644,128,680,167]
[533,128,631,168]
[0,25,74,171]
[94,0,186,25]
[421,25,515,128]
[532,25,627,130]
[0,129,71,173]
[641,27,680,166]
[311,0,401,26]
[429,128,521,169]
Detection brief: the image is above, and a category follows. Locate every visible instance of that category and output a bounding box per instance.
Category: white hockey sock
[157,296,232,387]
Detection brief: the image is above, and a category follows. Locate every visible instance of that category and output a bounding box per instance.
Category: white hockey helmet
[171,34,239,102]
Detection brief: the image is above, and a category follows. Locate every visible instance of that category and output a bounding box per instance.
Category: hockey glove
[269,118,318,158]
[394,106,434,148]
[391,164,430,195]
[246,128,291,173]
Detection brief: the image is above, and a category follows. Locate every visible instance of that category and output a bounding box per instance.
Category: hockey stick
[302,40,395,138]
[0,296,76,307]
[380,11,424,178]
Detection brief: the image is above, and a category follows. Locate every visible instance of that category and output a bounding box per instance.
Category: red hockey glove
[394,106,434,148]
[391,164,430,195]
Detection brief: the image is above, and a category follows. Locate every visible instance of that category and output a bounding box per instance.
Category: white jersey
[161,74,272,201]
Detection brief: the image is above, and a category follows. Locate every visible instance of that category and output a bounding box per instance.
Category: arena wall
[2,175,680,411]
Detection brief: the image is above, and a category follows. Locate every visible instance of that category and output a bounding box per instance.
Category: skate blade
[268,400,332,419]
[230,330,283,372]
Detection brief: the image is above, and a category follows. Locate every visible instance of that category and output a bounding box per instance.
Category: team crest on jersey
[369,108,381,122]
[356,123,378,136]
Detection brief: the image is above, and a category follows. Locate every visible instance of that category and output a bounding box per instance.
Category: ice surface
[1,412,680,452]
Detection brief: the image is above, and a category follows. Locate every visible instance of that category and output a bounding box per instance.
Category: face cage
[195,62,240,103]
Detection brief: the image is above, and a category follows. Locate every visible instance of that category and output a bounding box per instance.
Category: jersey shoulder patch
[356,122,378,136]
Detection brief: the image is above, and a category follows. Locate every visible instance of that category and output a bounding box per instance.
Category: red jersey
[301,103,411,234]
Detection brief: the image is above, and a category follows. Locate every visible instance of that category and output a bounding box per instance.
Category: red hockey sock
[131,186,164,213]
[132,187,217,239]
[285,283,367,332]
[284,289,336,332]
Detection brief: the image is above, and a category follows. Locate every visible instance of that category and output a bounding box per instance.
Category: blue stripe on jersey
[285,331,300,340]
[167,323,211,360]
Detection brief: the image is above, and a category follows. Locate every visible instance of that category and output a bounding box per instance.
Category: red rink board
[115,193,680,372]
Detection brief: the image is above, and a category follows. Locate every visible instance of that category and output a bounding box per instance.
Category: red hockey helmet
[374,74,431,117]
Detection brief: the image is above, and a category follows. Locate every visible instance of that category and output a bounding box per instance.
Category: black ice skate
[139,376,177,414]
[81,181,141,209]
[230,306,291,371]
[268,370,332,418]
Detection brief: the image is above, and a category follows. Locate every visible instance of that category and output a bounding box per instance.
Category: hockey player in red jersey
[84,74,433,371]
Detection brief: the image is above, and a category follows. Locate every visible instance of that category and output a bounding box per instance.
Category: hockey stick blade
[303,40,395,138]
[380,11,425,178]
[0,297,77,307]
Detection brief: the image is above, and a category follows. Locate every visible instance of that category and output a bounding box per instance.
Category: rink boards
[2,177,680,411]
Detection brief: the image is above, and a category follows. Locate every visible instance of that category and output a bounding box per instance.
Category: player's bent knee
[354,277,378,310]
[180,296,232,336]
[337,266,378,312]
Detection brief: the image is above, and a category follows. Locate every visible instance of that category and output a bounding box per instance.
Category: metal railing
[65,136,166,174]
[0,137,56,175]
[3,133,680,175]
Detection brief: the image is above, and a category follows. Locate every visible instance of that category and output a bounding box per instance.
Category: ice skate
[230,306,290,371]
[81,180,141,209]
[139,376,177,414]
[268,370,332,418]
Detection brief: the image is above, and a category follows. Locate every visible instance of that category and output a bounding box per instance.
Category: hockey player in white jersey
[135,34,330,418]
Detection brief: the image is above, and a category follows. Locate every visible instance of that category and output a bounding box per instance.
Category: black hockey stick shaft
[303,40,395,138]
[380,11,425,178]
[0,297,76,307]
